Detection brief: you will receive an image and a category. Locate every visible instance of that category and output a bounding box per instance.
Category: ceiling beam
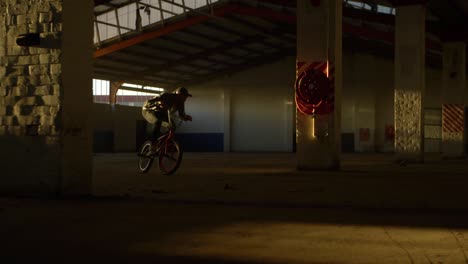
[128,19,299,80]
[94,67,182,85]
[254,0,296,8]
[94,5,239,58]
[102,49,227,74]
[182,28,225,45]
[97,56,193,76]
[157,36,243,65]
[180,28,263,54]
[343,34,443,69]
[343,21,442,52]
[389,0,428,6]
[126,35,267,80]
[172,48,295,88]
[230,5,295,24]
[93,70,177,88]
[344,6,442,36]
[224,14,294,49]
[141,39,238,66]
[109,51,278,88]
[162,34,218,51]
[94,3,297,59]
[108,46,173,64]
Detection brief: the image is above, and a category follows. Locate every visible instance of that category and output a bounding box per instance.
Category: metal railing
[94,0,220,46]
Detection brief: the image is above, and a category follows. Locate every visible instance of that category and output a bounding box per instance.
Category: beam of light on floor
[128,222,468,264]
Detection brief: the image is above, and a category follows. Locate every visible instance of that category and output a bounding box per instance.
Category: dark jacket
[143,92,187,118]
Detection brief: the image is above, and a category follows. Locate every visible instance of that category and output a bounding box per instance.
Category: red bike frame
[153,127,174,153]
[152,110,178,154]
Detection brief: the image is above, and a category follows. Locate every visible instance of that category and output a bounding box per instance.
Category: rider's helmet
[174,87,192,97]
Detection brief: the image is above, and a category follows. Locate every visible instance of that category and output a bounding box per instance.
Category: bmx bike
[137,112,183,175]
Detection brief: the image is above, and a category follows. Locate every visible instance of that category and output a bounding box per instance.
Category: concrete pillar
[109,80,123,105]
[223,86,231,152]
[441,42,466,158]
[296,0,342,169]
[0,0,94,195]
[394,4,426,162]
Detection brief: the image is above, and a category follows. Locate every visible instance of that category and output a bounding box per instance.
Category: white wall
[92,103,142,152]
[340,51,468,153]
[344,53,379,152]
[229,57,295,152]
[373,56,395,152]
[186,56,296,152]
[424,68,443,152]
[91,51,467,153]
[177,88,224,134]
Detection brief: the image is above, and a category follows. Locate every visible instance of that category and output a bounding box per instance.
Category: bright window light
[122,83,142,89]
[377,5,392,14]
[116,89,157,107]
[122,83,165,92]
[92,79,161,107]
[94,0,218,43]
[347,0,364,9]
[144,86,164,92]
[92,79,110,104]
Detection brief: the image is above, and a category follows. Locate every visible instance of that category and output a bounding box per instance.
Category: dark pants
[152,119,162,142]
[151,110,173,142]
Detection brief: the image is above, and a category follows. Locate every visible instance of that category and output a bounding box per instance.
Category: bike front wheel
[138,141,154,173]
[158,139,183,175]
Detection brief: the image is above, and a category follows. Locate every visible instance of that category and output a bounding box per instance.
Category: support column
[109,80,123,105]
[394,4,426,162]
[441,42,466,158]
[223,86,231,152]
[0,0,94,195]
[296,0,342,170]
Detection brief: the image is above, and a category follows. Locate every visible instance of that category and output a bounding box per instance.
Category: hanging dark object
[16,33,40,47]
[143,6,151,16]
[136,7,143,31]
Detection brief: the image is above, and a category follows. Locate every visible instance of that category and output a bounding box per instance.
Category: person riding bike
[142,87,193,142]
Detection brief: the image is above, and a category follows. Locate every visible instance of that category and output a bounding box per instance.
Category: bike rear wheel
[158,139,183,175]
[138,141,154,173]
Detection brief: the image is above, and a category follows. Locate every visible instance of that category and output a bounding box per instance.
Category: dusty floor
[2,153,468,263]
[94,153,468,210]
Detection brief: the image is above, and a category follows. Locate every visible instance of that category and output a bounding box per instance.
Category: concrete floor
[2,153,468,263]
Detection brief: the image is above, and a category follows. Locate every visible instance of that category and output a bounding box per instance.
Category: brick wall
[0,0,62,137]
[0,0,93,195]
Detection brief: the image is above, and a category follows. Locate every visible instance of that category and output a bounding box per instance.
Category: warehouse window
[116,89,157,107]
[94,0,220,44]
[116,83,164,107]
[92,79,164,106]
[93,79,164,107]
[377,5,392,14]
[93,79,110,104]
[346,1,372,11]
[346,0,365,9]
[345,0,395,15]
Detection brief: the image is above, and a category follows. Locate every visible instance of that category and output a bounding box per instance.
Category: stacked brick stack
[0,0,62,137]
